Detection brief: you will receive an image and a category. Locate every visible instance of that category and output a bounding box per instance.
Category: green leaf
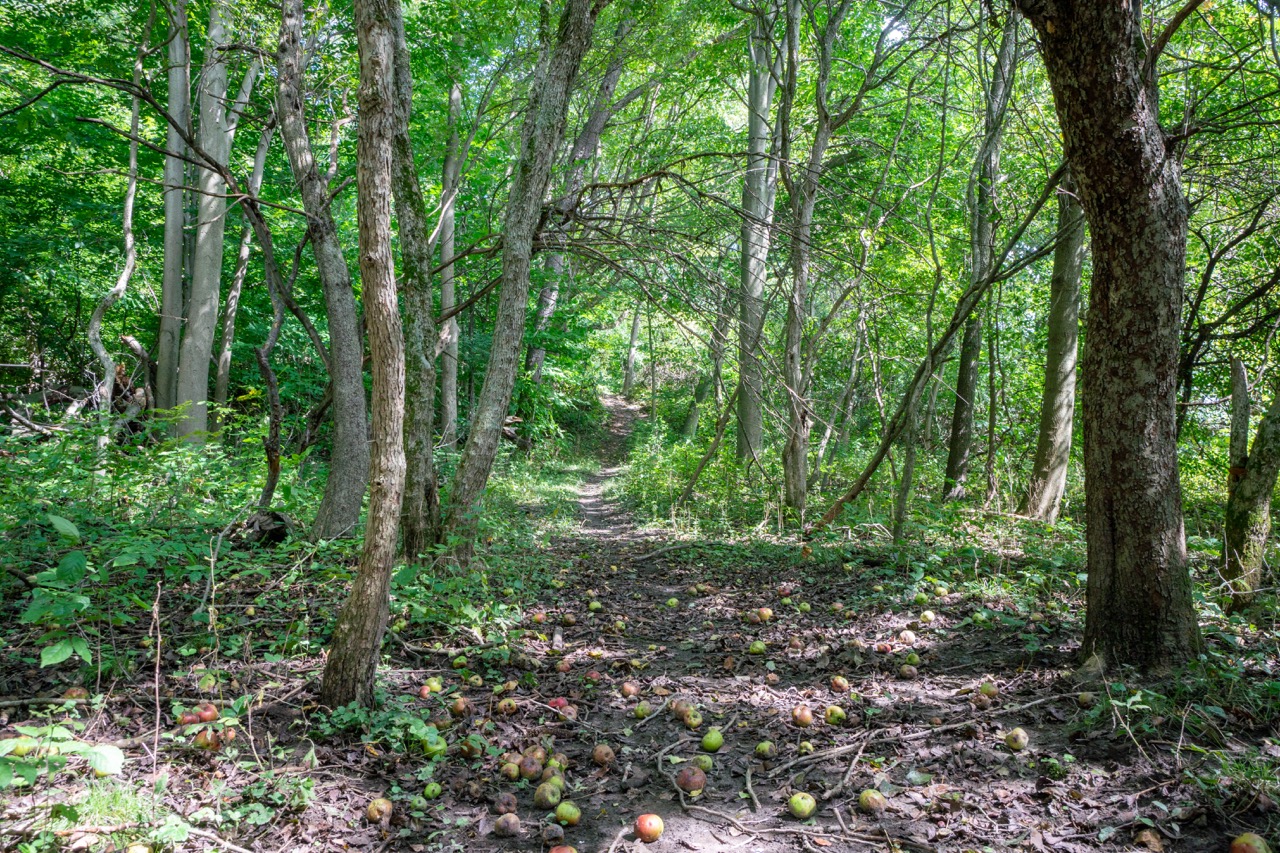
[56,551,87,584]
[41,639,73,667]
[85,744,124,776]
[70,637,92,664]
[46,514,81,542]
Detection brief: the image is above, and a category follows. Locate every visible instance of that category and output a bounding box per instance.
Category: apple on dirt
[858,789,888,814]
[675,765,706,796]
[788,792,817,819]
[1232,833,1273,853]
[635,814,664,843]
[366,797,393,823]
[493,813,520,837]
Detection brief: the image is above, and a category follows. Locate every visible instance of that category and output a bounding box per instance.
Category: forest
[2,0,1280,850]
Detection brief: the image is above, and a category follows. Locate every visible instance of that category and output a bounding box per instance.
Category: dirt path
[576,393,646,535]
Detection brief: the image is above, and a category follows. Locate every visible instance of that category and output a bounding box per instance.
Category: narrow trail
[576,393,646,536]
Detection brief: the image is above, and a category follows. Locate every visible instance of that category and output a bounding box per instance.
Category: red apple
[635,814,664,843]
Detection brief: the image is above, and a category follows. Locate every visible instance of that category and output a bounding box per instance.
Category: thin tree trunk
[156,0,189,413]
[213,123,273,432]
[391,0,443,561]
[1020,0,1201,668]
[622,302,643,396]
[736,9,779,462]
[892,404,918,544]
[943,12,1017,500]
[278,0,371,539]
[525,253,562,384]
[439,78,462,450]
[441,0,607,560]
[89,41,146,450]
[319,0,406,708]
[1021,172,1084,522]
[176,9,258,440]
[1221,358,1280,613]
[681,373,712,439]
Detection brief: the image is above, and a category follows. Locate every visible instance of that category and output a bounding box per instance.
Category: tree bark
[438,78,462,450]
[621,302,642,396]
[319,0,406,708]
[1021,172,1084,522]
[736,8,780,463]
[213,123,273,432]
[156,0,189,413]
[681,373,712,439]
[440,0,607,558]
[943,12,1017,501]
[390,0,443,562]
[278,0,372,539]
[1018,0,1201,667]
[176,6,258,440]
[1221,358,1280,613]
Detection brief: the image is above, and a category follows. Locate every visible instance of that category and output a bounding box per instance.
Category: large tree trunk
[1222,358,1280,612]
[441,0,606,559]
[176,7,258,440]
[942,13,1017,501]
[736,10,779,463]
[278,0,372,539]
[319,0,406,708]
[439,78,462,450]
[391,0,443,562]
[156,0,189,413]
[1019,0,1201,668]
[1021,171,1084,521]
[213,123,273,432]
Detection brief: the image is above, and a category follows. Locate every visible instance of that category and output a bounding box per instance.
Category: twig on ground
[744,765,761,812]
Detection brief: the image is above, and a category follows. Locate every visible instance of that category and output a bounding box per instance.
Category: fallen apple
[1077,691,1096,708]
[676,765,706,795]
[534,781,562,809]
[757,607,774,622]
[755,741,777,760]
[1005,727,1029,751]
[592,743,615,766]
[798,741,814,755]
[635,700,653,718]
[858,789,888,814]
[494,812,520,837]
[62,686,88,700]
[919,610,935,623]
[589,600,603,612]
[791,704,814,727]
[499,761,520,781]
[621,681,641,698]
[494,792,518,814]
[701,728,724,752]
[1231,833,1273,853]
[423,782,442,799]
[693,754,713,772]
[683,709,703,729]
[543,824,565,844]
[192,729,220,750]
[824,705,847,726]
[748,640,767,655]
[798,602,811,613]
[904,652,921,666]
[635,813,664,843]
[979,681,999,699]
[666,598,679,608]
[788,792,817,819]
[519,755,543,780]
[555,801,581,826]
[899,630,916,646]
[196,702,219,723]
[366,797,393,823]
[450,696,470,717]
[831,675,851,692]
[561,613,577,627]
[898,664,918,680]
[497,697,518,715]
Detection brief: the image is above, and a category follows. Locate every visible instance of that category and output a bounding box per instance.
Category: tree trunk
[943,12,1017,501]
[213,123,273,432]
[1021,172,1084,522]
[525,253,563,384]
[390,0,442,562]
[621,302,642,396]
[441,0,606,559]
[176,10,258,440]
[1221,358,1280,613]
[278,0,371,539]
[319,0,406,708]
[89,43,145,451]
[156,0,189,413]
[1020,0,1201,668]
[736,10,779,463]
[681,373,712,439]
[438,78,462,450]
